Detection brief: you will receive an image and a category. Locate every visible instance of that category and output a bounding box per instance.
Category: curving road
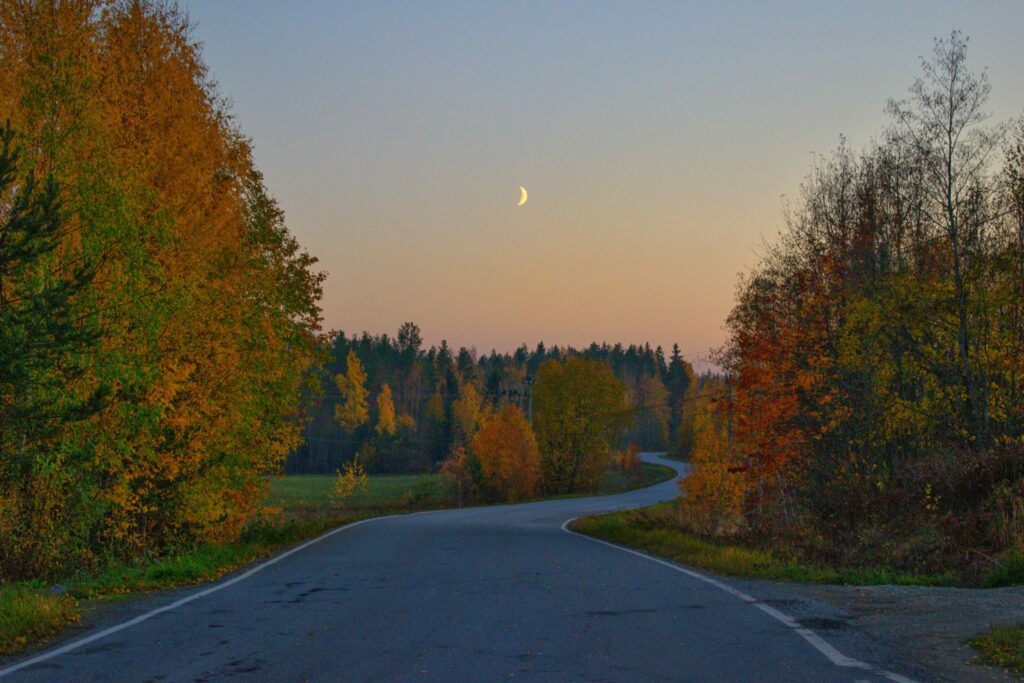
[1,454,921,682]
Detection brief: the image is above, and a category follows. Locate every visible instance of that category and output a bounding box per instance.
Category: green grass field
[269,472,445,517]
[268,462,676,517]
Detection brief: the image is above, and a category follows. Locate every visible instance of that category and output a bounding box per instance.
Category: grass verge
[570,502,959,586]
[598,463,677,494]
[980,551,1024,588]
[969,624,1024,677]
[268,473,447,519]
[0,583,78,655]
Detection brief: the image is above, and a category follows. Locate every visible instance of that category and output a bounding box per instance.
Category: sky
[187,1,1024,367]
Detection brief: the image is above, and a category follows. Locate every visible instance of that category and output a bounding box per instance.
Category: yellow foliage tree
[677,388,747,536]
[335,351,369,433]
[397,413,416,433]
[618,443,642,475]
[533,357,632,494]
[452,384,483,442]
[333,457,368,508]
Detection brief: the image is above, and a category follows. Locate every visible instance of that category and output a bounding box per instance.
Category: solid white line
[0,515,399,679]
[560,517,918,683]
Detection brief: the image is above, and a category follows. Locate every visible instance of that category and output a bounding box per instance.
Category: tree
[397,321,423,360]
[470,406,541,502]
[533,357,633,494]
[677,387,747,536]
[451,383,483,444]
[439,444,479,507]
[335,351,369,433]
[422,389,449,461]
[666,345,696,450]
[675,378,702,456]
[618,443,642,475]
[0,123,103,577]
[631,374,670,449]
[333,456,368,508]
[375,383,397,436]
[0,0,325,577]
[886,31,1003,447]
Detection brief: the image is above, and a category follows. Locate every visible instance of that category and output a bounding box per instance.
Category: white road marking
[560,517,918,683]
[0,515,399,679]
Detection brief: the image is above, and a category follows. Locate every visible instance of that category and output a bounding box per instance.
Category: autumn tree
[886,30,1004,448]
[335,351,369,433]
[675,379,702,456]
[694,32,1024,574]
[618,443,642,475]
[439,444,479,507]
[333,457,368,508]
[533,357,633,494]
[0,1,324,576]
[294,325,694,480]
[451,383,483,444]
[677,386,747,536]
[375,383,397,437]
[0,123,104,576]
[470,406,541,502]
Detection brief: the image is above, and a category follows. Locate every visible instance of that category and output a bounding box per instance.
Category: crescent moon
[517,186,528,206]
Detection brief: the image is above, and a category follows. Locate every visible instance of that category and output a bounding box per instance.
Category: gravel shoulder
[725,578,1024,681]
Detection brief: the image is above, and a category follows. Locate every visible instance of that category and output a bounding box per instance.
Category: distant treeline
[289,323,712,474]
[0,2,323,580]
[681,33,1024,580]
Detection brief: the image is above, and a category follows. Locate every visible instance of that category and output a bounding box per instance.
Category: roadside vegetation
[970,624,1024,678]
[0,584,78,656]
[656,33,1024,589]
[573,503,960,586]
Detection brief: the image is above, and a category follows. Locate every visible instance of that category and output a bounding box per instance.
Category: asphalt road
[1,454,923,682]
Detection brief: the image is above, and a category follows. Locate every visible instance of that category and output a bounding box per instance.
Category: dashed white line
[560,516,918,683]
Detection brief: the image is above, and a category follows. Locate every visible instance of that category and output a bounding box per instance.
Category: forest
[680,32,1024,581]
[291,323,706,475]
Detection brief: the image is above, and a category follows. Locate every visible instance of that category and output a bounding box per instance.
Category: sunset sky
[188,1,1024,365]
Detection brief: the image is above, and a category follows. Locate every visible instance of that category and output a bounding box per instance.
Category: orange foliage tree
[470,406,541,502]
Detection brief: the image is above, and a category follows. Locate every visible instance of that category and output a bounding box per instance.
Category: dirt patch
[780,583,1024,681]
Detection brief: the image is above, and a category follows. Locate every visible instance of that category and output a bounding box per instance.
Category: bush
[982,550,1024,588]
[401,475,441,508]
